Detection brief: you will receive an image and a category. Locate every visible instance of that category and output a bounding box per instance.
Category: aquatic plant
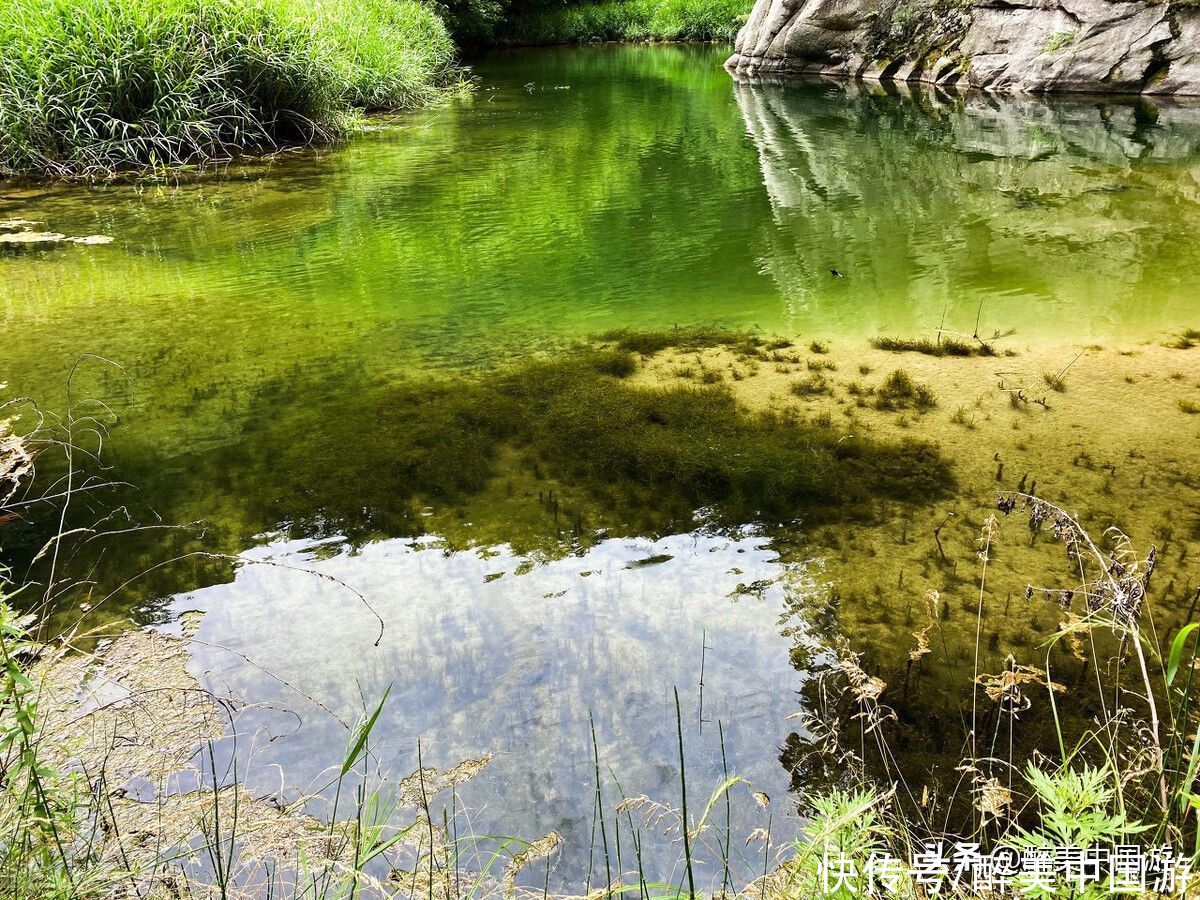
[1042,371,1068,392]
[1170,328,1200,350]
[873,369,936,411]
[0,0,457,176]
[595,325,763,357]
[791,373,832,397]
[211,348,952,543]
[870,335,998,357]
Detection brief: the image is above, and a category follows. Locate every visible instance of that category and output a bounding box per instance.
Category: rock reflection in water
[734,76,1200,337]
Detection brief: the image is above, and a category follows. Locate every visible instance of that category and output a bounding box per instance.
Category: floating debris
[0,219,113,249]
[0,230,67,244]
[731,578,774,598]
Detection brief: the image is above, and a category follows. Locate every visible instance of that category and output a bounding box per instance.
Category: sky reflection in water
[172,528,813,889]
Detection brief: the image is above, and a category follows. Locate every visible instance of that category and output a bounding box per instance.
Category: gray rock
[727,0,1200,94]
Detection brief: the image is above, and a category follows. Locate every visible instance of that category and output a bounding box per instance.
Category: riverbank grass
[0,0,458,177]
[499,0,751,44]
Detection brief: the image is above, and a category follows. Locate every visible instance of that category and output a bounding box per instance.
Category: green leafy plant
[1044,30,1078,53]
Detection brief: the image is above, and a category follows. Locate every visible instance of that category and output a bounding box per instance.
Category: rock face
[726,0,1200,95]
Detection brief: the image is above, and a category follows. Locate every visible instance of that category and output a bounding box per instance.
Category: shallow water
[6,47,1200,433]
[173,529,811,889]
[4,44,1200,890]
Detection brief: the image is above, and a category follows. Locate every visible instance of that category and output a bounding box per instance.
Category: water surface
[4,44,1200,890]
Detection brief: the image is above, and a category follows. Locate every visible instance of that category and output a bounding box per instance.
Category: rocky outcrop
[726,0,1200,95]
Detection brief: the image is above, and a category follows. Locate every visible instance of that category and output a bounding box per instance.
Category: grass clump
[873,369,936,411]
[0,0,458,176]
[1169,328,1200,349]
[870,335,997,357]
[1042,371,1068,392]
[790,373,831,397]
[1179,399,1200,414]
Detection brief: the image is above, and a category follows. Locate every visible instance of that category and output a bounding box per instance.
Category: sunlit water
[4,44,1200,889]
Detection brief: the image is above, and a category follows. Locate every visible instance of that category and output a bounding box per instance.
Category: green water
[5,44,1200,890]
[6,46,1200,461]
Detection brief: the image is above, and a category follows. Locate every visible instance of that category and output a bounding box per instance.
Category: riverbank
[0,0,461,178]
[488,0,750,46]
[0,0,759,178]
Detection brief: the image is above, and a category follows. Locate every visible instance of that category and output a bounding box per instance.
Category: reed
[0,0,458,177]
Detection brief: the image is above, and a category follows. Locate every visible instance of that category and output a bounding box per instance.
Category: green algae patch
[594,325,770,358]
[203,346,951,546]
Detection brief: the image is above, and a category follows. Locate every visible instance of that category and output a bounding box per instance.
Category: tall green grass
[0,0,458,177]
[498,0,751,45]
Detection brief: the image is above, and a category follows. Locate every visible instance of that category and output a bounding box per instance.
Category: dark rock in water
[726,0,1200,95]
[625,553,674,568]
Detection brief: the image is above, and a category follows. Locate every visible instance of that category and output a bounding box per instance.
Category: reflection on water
[734,78,1200,338]
[173,528,812,890]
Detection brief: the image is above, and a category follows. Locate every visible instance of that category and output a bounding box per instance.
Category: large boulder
[726,0,1200,95]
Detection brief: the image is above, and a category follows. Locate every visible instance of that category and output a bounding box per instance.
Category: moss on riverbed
[210,344,950,546]
[626,328,1200,747]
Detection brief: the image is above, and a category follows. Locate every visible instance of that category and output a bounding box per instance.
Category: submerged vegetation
[218,346,950,541]
[872,368,937,411]
[7,397,1200,895]
[596,326,768,357]
[870,335,1002,357]
[0,0,458,176]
